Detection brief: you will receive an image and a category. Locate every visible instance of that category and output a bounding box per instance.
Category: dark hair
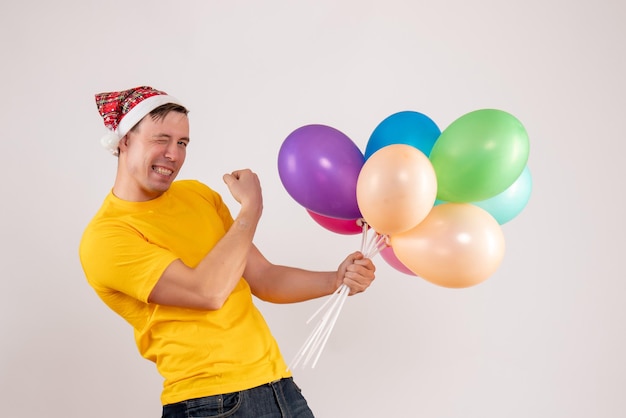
[129,103,189,133]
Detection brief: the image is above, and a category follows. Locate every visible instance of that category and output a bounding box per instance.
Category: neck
[112,175,167,202]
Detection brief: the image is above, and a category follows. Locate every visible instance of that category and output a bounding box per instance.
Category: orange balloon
[390,203,505,288]
[356,144,437,235]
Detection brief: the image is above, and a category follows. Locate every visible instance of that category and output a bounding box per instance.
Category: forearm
[192,209,260,305]
[149,207,260,309]
[251,264,339,304]
[246,250,376,304]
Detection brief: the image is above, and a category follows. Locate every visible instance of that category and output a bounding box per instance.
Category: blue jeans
[161,377,315,417]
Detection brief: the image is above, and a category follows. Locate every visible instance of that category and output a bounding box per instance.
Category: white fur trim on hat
[116,94,182,137]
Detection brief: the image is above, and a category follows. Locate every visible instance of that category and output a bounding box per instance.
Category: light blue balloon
[472,166,532,224]
[364,111,441,160]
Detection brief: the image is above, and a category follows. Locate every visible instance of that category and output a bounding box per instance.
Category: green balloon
[430,109,530,202]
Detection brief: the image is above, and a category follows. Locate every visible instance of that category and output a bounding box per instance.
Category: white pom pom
[100,131,121,156]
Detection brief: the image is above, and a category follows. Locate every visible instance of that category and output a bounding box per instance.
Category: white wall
[2,0,625,417]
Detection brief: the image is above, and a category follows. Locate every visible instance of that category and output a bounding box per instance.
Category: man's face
[116,111,190,201]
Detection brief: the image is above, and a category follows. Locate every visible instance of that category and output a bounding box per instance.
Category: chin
[147,180,174,195]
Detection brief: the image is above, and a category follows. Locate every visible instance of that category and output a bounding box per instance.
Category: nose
[164,141,180,161]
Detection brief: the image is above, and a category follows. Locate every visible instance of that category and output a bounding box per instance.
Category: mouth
[153,166,174,177]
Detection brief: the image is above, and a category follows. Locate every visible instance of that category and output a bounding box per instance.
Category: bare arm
[147,168,376,309]
[147,169,263,310]
[244,245,376,304]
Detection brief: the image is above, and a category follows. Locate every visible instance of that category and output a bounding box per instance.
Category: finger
[353,257,376,272]
[351,251,364,261]
[343,277,367,295]
[343,270,372,291]
[348,260,375,274]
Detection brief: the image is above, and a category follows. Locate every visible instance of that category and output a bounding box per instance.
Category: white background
[1,1,624,417]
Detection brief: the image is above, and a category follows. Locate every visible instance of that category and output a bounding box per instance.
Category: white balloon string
[288,284,347,371]
[311,285,351,368]
[298,316,329,367]
[365,234,388,258]
[302,285,348,367]
[287,321,320,370]
[305,284,343,325]
[359,219,368,253]
[289,223,385,370]
[364,230,379,255]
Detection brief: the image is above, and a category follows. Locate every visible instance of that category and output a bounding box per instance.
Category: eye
[178,140,189,147]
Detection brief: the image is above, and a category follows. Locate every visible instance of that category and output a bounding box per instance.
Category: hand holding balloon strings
[288,221,387,370]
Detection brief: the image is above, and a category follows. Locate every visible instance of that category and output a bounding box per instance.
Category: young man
[79,86,376,417]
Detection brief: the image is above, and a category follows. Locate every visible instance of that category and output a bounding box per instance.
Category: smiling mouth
[153,166,174,176]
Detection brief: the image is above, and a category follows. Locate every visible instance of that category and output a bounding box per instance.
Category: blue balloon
[472,166,532,224]
[364,111,441,160]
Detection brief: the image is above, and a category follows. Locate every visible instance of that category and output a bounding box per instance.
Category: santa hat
[95,86,183,155]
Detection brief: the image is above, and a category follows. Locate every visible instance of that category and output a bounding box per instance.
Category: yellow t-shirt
[79,180,290,405]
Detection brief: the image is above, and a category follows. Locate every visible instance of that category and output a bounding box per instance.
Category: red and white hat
[95,86,183,155]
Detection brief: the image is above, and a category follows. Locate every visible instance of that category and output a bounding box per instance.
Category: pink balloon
[380,246,416,276]
[390,203,505,288]
[306,210,363,235]
[356,144,437,235]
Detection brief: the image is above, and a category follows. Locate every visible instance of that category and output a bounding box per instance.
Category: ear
[118,135,130,152]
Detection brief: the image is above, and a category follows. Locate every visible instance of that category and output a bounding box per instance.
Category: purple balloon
[278,124,364,219]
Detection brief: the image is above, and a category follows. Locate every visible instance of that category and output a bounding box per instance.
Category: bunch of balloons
[277,109,531,289]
